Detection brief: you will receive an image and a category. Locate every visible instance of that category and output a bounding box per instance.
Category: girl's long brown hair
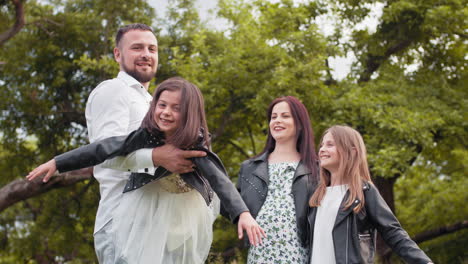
[140,77,210,149]
[309,125,372,213]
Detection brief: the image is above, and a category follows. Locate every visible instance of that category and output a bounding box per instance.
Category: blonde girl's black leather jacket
[54,127,249,222]
[235,152,318,247]
[307,182,433,264]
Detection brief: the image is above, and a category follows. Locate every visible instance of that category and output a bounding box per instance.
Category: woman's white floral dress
[247,162,309,264]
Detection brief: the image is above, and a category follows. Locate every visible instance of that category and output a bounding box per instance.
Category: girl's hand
[26,159,57,183]
[237,211,266,246]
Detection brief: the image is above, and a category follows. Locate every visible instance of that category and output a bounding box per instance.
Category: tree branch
[227,139,250,160]
[412,220,468,244]
[324,58,337,86]
[0,168,93,213]
[382,220,468,259]
[0,0,25,46]
[247,124,256,155]
[358,39,412,83]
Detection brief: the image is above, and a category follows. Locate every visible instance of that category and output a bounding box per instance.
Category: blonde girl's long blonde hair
[309,125,372,213]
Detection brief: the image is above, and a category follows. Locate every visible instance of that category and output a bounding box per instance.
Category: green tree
[0,0,466,263]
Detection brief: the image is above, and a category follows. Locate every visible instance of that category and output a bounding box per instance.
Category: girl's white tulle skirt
[112,181,220,264]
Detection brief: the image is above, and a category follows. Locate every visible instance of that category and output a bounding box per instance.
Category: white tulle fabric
[112,174,220,264]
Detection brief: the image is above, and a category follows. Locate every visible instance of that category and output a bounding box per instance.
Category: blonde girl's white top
[311,184,348,264]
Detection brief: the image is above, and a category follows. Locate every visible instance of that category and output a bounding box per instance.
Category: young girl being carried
[309,125,433,264]
[27,77,265,264]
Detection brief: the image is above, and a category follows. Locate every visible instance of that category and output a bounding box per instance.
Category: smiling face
[114,29,158,86]
[319,132,340,174]
[269,101,297,144]
[153,90,182,137]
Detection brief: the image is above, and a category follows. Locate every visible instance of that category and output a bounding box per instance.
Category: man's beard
[122,57,156,83]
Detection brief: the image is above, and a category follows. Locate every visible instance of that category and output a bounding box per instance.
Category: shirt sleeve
[86,81,130,143]
[101,149,156,174]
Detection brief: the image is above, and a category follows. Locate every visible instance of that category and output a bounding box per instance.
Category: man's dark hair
[115,23,154,47]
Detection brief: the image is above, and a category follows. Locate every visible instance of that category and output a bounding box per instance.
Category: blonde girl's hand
[237,211,266,246]
[26,159,57,183]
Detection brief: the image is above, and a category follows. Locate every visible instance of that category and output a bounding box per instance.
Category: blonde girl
[308,125,433,264]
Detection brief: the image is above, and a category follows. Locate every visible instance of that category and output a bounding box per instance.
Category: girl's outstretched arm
[26,129,148,183]
[365,183,433,264]
[238,211,266,246]
[27,159,57,182]
[192,151,266,245]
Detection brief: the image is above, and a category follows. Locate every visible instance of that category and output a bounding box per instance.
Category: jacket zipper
[346,217,349,264]
[359,233,371,239]
[197,172,212,204]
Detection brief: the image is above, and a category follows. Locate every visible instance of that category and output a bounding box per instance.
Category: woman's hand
[237,211,266,246]
[26,159,57,182]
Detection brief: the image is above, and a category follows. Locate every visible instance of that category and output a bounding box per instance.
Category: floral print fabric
[247,162,309,264]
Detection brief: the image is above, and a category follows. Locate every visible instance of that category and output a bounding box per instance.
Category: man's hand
[26,159,57,183]
[237,211,266,246]
[152,144,206,174]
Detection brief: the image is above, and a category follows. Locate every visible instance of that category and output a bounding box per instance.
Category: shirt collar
[117,71,146,90]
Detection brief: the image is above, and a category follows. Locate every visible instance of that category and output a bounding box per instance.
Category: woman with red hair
[237,96,319,263]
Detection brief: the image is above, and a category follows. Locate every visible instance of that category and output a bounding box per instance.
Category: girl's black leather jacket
[54,127,248,222]
[307,182,433,264]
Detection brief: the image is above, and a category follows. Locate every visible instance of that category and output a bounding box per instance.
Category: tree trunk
[373,176,397,264]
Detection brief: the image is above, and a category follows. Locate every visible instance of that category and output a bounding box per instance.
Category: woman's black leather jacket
[235,152,318,247]
[54,127,248,222]
[307,182,433,264]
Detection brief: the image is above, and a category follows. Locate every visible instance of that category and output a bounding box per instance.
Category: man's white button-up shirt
[85,71,153,234]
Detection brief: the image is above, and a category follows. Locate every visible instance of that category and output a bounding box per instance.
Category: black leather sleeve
[365,184,433,264]
[220,163,245,220]
[193,152,249,223]
[54,129,148,173]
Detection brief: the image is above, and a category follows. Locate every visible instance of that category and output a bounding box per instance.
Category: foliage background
[0,0,466,263]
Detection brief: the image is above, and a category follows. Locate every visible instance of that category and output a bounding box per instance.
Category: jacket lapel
[334,190,361,227]
[293,161,310,183]
[252,152,270,185]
